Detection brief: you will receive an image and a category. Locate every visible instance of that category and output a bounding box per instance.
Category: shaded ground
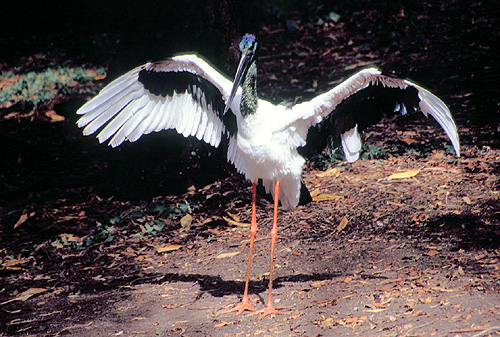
[1,1,499,336]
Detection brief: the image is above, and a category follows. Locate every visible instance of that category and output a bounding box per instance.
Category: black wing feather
[301,84,420,156]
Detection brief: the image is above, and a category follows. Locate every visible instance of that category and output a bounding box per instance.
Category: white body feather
[228,100,307,208]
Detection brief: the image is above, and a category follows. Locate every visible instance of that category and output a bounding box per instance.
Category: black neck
[240,61,258,117]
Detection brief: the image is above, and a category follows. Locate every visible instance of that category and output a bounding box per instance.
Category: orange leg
[224,181,258,314]
[258,180,284,318]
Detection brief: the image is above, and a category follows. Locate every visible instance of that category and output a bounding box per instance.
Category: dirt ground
[1,1,499,336]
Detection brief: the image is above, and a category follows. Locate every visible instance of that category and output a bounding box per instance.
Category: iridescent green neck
[240,61,258,117]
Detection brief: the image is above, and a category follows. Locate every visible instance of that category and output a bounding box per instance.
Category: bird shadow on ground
[144,272,344,298]
[137,271,390,299]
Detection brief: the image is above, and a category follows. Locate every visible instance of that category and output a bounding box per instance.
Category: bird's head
[238,33,258,54]
[224,34,258,115]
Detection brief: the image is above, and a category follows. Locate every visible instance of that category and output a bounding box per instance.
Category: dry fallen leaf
[162,304,183,309]
[318,317,335,328]
[344,61,372,70]
[316,167,339,177]
[387,201,405,207]
[187,185,196,195]
[14,212,35,229]
[226,212,240,222]
[432,287,457,292]
[309,188,321,197]
[214,321,229,328]
[2,258,30,268]
[223,216,250,228]
[94,74,107,81]
[313,194,341,202]
[1,288,49,305]
[336,216,349,233]
[180,214,193,227]
[201,216,223,226]
[387,169,421,180]
[424,249,439,257]
[92,275,106,282]
[4,112,19,119]
[420,295,432,304]
[474,253,486,261]
[216,251,240,259]
[450,92,473,99]
[401,137,417,145]
[371,300,388,308]
[45,110,65,122]
[365,308,387,313]
[345,316,366,323]
[157,244,183,253]
[310,280,328,288]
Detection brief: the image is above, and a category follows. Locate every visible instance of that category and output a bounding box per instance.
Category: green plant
[50,222,115,250]
[0,66,105,108]
[360,144,388,159]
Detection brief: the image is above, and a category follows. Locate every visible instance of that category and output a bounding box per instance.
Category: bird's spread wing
[77,54,238,148]
[288,67,460,162]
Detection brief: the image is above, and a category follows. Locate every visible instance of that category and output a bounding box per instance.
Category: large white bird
[77,34,460,318]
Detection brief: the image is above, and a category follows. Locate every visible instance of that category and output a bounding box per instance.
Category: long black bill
[224,47,256,115]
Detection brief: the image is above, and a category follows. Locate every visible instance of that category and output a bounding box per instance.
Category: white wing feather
[288,68,460,160]
[341,125,362,162]
[76,55,237,148]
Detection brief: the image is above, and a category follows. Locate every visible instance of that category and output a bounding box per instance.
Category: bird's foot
[223,296,255,315]
[257,303,284,319]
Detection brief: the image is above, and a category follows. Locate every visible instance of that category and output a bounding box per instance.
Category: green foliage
[130,201,195,237]
[328,11,341,23]
[312,147,346,170]
[314,153,339,171]
[47,199,195,250]
[0,66,105,108]
[143,220,166,235]
[315,144,387,170]
[142,201,194,219]
[360,144,388,160]
[50,222,114,250]
[445,144,458,156]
